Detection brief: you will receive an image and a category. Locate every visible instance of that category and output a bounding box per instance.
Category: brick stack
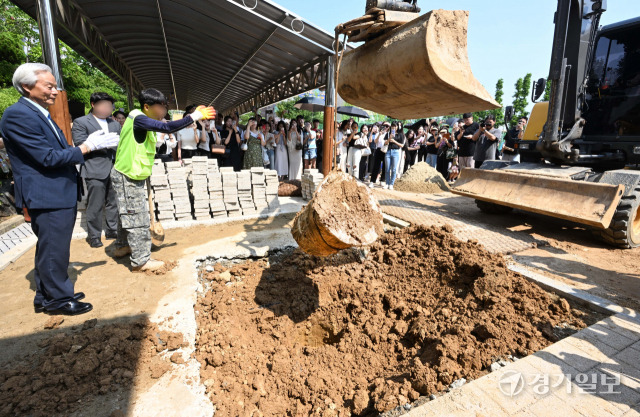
[207,160,226,219]
[190,156,211,220]
[221,167,241,217]
[302,169,324,200]
[236,171,256,216]
[167,162,192,221]
[265,169,280,210]
[251,167,268,213]
[151,161,174,221]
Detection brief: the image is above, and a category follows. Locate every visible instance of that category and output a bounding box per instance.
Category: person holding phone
[502,116,527,162]
[369,122,389,187]
[263,122,276,169]
[274,120,289,179]
[303,121,317,169]
[288,120,303,180]
[243,117,265,169]
[383,122,405,190]
[221,116,243,171]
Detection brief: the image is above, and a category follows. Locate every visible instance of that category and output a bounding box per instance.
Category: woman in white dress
[335,120,350,173]
[274,120,289,179]
[287,120,303,180]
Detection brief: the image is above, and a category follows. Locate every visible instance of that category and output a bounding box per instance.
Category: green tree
[274,96,323,123]
[511,73,532,124]
[471,78,505,126]
[543,78,551,101]
[0,0,128,117]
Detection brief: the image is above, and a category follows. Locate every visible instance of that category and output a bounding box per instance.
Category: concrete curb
[508,263,639,320]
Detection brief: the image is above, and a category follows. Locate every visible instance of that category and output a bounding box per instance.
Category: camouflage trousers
[110,168,151,267]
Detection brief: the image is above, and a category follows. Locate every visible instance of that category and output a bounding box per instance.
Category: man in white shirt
[72,92,122,248]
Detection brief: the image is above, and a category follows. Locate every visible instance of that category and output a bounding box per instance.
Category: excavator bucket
[337,10,500,119]
[451,169,625,229]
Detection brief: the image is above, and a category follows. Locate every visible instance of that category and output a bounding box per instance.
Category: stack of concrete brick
[251,167,268,213]
[221,167,241,217]
[167,162,192,221]
[190,156,211,220]
[151,161,175,221]
[236,171,256,216]
[265,169,280,209]
[207,160,226,219]
[302,169,324,200]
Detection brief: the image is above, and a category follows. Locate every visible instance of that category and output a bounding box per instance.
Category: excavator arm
[537,0,606,163]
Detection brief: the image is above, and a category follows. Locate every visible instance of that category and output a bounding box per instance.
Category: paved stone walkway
[405,313,640,417]
[373,188,545,254]
[0,222,34,255]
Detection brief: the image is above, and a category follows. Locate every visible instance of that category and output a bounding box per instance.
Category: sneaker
[369,183,374,188]
[382,184,389,189]
[112,246,132,258]
[389,185,394,190]
[132,259,165,272]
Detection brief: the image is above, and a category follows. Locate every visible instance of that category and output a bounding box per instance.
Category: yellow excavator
[337,0,640,248]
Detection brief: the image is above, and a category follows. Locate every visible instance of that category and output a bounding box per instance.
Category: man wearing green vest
[111,88,215,272]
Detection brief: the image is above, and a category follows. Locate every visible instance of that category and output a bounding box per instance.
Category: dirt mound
[395,162,449,194]
[278,180,302,197]
[0,318,185,417]
[195,225,597,416]
[292,171,384,256]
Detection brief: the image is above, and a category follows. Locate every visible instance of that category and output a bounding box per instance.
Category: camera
[480,122,486,128]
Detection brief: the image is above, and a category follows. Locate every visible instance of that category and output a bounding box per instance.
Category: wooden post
[49,90,73,145]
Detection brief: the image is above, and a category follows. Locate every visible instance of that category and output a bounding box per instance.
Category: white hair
[12,63,53,96]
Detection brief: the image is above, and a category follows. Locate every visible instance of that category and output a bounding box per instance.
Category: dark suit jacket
[72,114,120,179]
[0,97,84,209]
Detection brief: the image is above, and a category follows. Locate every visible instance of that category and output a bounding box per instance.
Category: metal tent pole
[36,0,72,145]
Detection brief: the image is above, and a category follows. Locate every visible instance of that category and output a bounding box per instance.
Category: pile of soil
[0,318,185,417]
[278,180,302,197]
[395,162,449,194]
[195,225,597,416]
[292,171,384,256]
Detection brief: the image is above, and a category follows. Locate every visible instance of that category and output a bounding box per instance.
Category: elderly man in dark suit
[0,63,119,315]
[72,92,121,248]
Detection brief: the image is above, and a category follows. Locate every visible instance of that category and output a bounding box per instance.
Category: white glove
[84,131,120,151]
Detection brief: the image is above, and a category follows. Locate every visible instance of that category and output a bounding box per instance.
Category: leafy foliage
[0,0,128,118]
[511,73,532,124]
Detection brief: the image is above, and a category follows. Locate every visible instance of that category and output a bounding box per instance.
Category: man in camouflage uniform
[111,88,215,271]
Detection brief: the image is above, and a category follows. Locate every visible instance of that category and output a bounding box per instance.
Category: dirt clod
[195,225,599,416]
[292,171,384,256]
[43,316,64,330]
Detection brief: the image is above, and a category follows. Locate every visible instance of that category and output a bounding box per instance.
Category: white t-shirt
[199,129,210,151]
[177,126,198,150]
[93,114,110,134]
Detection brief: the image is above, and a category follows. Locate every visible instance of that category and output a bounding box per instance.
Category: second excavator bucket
[337,9,500,119]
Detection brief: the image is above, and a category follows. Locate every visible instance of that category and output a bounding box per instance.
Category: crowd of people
[107,105,528,192]
[333,112,528,190]
[142,109,326,182]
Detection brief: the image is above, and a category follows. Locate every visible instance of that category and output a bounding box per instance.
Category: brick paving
[373,188,546,254]
[0,222,34,256]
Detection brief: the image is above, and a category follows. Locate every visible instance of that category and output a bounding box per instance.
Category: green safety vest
[114,109,157,180]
